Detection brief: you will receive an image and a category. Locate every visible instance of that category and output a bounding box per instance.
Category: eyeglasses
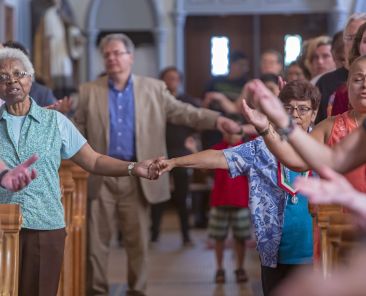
[284,105,312,116]
[103,50,130,59]
[343,34,356,42]
[0,71,31,83]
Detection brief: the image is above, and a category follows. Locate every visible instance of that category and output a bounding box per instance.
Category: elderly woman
[0,47,159,296]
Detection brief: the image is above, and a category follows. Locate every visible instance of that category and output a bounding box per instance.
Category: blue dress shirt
[108,77,136,161]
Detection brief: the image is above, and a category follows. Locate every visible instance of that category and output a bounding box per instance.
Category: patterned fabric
[208,207,251,240]
[0,99,86,230]
[223,138,288,267]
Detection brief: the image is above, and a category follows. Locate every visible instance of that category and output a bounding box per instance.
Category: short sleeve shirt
[0,100,86,230]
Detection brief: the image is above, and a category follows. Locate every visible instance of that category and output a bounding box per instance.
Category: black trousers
[261,264,303,296]
[151,167,190,241]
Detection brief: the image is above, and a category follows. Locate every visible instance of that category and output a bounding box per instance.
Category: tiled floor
[108,211,262,296]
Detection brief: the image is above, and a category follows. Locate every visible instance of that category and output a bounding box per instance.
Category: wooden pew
[313,204,342,277]
[0,204,22,296]
[326,213,354,272]
[58,160,88,296]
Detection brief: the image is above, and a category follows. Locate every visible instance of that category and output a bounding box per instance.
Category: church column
[86,0,101,80]
[328,0,348,35]
[174,0,186,90]
[154,27,168,71]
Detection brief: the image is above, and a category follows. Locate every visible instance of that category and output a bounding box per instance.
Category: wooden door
[185,15,253,98]
[5,5,14,41]
[185,13,328,98]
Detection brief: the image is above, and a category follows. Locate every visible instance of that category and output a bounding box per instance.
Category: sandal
[214,269,225,283]
[235,268,248,283]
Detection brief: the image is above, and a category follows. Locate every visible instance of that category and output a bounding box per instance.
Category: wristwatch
[0,169,9,189]
[127,162,136,177]
[277,117,295,141]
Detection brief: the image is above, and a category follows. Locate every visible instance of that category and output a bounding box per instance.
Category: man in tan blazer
[74,33,241,296]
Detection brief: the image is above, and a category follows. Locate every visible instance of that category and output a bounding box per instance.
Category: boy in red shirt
[208,117,251,284]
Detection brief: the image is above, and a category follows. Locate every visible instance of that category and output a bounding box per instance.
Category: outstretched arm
[295,166,366,215]
[71,143,159,179]
[158,149,228,174]
[245,79,366,174]
[241,99,310,172]
[0,155,38,192]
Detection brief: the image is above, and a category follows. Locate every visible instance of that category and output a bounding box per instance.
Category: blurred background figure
[285,61,306,82]
[260,73,281,96]
[208,114,250,284]
[260,49,283,76]
[315,13,366,123]
[201,51,250,150]
[304,35,336,84]
[150,66,201,246]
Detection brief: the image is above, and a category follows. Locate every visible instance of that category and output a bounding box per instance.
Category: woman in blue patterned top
[0,47,160,296]
[158,80,320,296]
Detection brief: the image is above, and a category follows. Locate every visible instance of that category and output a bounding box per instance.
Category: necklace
[277,162,311,204]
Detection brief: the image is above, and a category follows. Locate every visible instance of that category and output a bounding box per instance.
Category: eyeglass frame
[343,34,356,43]
[0,70,32,84]
[103,50,130,59]
[283,104,313,116]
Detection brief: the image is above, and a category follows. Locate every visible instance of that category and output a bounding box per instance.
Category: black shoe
[234,268,248,283]
[182,238,194,247]
[214,269,225,284]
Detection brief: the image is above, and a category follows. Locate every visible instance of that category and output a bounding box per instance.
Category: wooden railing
[313,204,360,278]
[58,160,88,296]
[0,204,22,296]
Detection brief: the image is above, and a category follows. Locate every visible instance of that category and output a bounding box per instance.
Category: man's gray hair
[99,33,135,54]
[345,13,366,30]
[0,47,34,76]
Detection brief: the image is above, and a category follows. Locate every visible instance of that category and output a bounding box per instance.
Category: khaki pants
[87,176,149,296]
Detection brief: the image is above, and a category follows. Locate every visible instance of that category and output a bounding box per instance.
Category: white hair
[345,13,366,30]
[0,47,34,76]
[99,33,135,54]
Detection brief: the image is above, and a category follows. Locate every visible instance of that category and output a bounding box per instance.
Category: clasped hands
[134,157,176,180]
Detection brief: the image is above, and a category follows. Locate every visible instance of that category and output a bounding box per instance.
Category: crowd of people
[1,11,366,296]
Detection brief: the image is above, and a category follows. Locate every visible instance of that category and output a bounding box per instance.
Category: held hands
[129,157,177,180]
[133,158,162,180]
[1,154,38,192]
[244,79,289,128]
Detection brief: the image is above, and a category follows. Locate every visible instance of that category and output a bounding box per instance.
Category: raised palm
[241,99,269,132]
[245,80,288,127]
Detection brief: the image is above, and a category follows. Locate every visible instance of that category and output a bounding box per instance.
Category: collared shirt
[0,99,86,230]
[223,137,312,267]
[108,77,136,161]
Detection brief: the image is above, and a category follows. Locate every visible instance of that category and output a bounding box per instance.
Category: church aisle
[108,211,263,296]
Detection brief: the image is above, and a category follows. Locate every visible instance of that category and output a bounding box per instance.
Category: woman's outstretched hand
[1,154,38,192]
